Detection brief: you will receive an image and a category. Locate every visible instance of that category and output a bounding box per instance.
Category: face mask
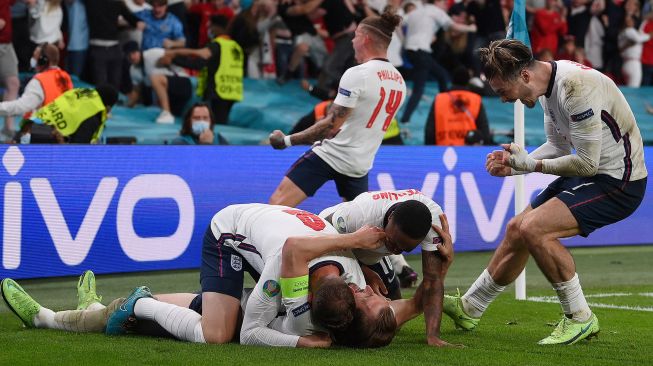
[30,58,37,70]
[191,120,211,135]
[20,133,31,144]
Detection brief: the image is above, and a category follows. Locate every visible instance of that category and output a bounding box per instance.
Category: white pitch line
[526,296,653,312]
[639,293,653,297]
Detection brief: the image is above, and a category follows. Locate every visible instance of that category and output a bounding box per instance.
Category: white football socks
[553,273,592,322]
[462,269,506,318]
[134,297,205,343]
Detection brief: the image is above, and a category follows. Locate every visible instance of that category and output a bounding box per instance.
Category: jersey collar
[544,61,557,98]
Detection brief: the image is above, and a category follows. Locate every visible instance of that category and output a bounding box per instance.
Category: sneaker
[155,110,175,124]
[398,266,419,288]
[443,289,480,331]
[538,314,600,345]
[1,278,41,328]
[105,286,152,335]
[77,270,102,310]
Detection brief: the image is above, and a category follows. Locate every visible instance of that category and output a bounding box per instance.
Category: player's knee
[519,215,545,248]
[504,216,524,244]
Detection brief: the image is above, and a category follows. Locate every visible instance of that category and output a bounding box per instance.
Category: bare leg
[269,176,308,207]
[3,75,19,133]
[150,74,170,113]
[520,198,579,283]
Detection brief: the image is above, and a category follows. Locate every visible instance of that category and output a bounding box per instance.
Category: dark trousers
[642,64,653,86]
[89,44,122,90]
[317,32,355,90]
[401,50,450,123]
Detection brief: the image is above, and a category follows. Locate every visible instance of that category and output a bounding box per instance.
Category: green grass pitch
[1,245,652,366]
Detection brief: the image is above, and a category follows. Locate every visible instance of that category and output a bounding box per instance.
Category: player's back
[313,60,407,177]
[210,204,338,273]
[541,60,647,181]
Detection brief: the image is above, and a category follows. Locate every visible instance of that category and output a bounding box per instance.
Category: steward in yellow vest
[424,68,491,145]
[17,85,118,144]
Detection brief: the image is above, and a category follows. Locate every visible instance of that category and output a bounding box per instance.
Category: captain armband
[280,275,309,299]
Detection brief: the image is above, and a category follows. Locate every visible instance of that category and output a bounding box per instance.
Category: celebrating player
[443,39,647,345]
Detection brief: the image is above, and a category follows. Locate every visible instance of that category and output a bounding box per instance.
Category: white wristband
[284,135,292,147]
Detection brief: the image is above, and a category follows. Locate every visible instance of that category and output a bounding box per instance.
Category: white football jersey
[240,250,366,347]
[209,204,338,275]
[538,60,647,181]
[319,189,444,265]
[312,59,406,177]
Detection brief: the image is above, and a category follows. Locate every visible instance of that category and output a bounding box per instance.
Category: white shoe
[155,110,175,124]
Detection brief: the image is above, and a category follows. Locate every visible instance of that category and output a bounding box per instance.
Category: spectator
[122,0,152,47]
[160,15,243,124]
[584,0,605,70]
[531,0,567,56]
[0,0,20,140]
[275,0,328,84]
[189,0,235,47]
[28,0,64,50]
[11,0,32,72]
[557,35,577,60]
[424,66,491,145]
[641,13,653,86]
[567,0,592,48]
[467,0,505,75]
[84,0,144,90]
[0,44,72,120]
[144,47,193,123]
[138,0,186,51]
[315,0,357,90]
[228,0,271,77]
[120,41,145,107]
[171,102,223,144]
[63,0,88,78]
[400,0,477,123]
[16,85,118,144]
[619,13,651,87]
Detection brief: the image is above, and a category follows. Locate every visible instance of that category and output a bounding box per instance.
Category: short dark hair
[331,306,397,348]
[311,278,355,332]
[151,0,168,6]
[392,200,432,240]
[479,39,534,81]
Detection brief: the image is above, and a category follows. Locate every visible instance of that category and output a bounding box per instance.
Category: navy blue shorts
[531,175,647,237]
[195,227,257,300]
[286,150,368,201]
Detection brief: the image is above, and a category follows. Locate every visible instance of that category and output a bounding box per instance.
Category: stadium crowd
[0,0,652,144]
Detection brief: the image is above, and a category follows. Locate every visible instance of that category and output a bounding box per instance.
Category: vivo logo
[2,146,195,270]
[376,147,556,243]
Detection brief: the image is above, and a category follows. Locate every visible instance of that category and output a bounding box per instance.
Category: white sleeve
[625,28,651,43]
[330,199,367,233]
[333,67,366,109]
[541,83,602,177]
[239,258,300,347]
[529,113,572,161]
[276,295,313,336]
[0,79,44,117]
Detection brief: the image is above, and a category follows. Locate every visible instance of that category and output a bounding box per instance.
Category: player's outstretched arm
[281,226,385,278]
[269,103,352,149]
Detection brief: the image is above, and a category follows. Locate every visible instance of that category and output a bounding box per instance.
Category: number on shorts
[283,209,326,231]
[366,87,403,131]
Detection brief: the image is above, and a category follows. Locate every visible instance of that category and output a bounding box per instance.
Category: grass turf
[1,245,652,365]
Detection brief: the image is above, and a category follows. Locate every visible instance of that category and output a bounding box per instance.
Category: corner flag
[506,0,531,300]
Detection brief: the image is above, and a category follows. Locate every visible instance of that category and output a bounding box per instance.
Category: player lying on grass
[2,208,455,348]
[1,204,384,347]
[319,189,454,347]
